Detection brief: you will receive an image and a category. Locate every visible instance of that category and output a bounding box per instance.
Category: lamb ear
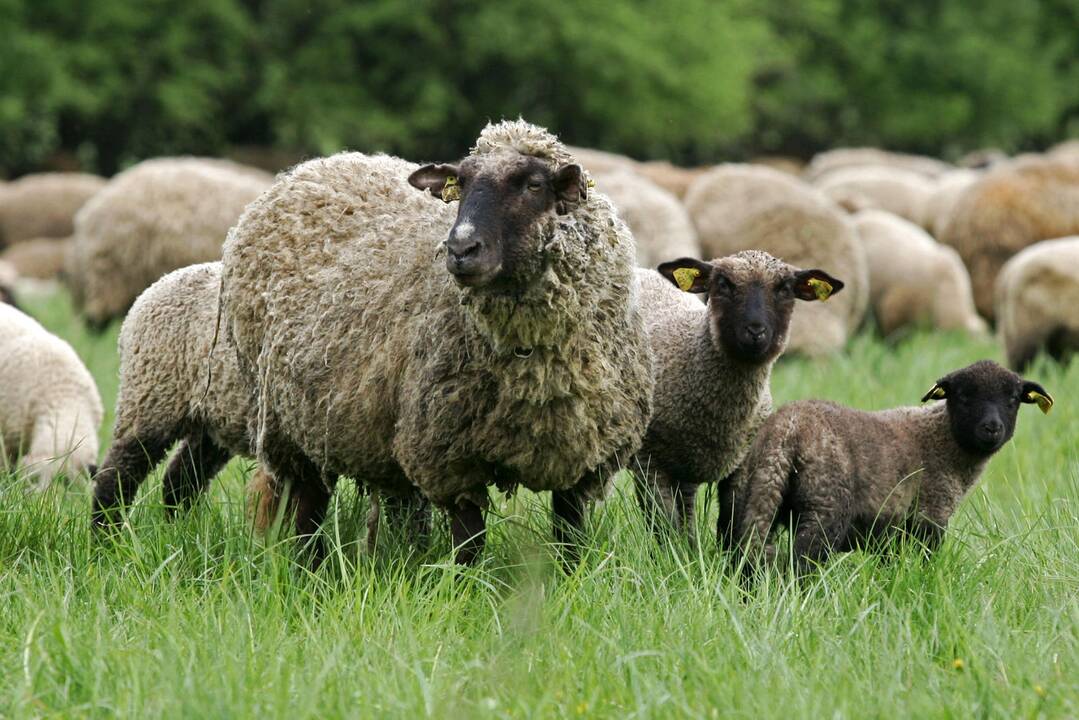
[657,258,712,293]
[1021,381,1053,414]
[793,269,844,302]
[921,381,948,403]
[408,163,460,202]
[553,164,587,214]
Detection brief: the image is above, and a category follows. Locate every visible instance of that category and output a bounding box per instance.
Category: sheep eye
[526,180,544,192]
[714,276,734,294]
[776,282,793,298]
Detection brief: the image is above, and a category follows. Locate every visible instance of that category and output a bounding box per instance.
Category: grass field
[2,289,1076,718]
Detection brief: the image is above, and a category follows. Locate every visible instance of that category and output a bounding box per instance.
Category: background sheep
[995,236,1079,370]
[938,156,1079,319]
[91,262,256,524]
[68,157,272,327]
[728,360,1052,575]
[592,168,701,267]
[219,120,654,564]
[924,169,981,239]
[683,164,868,356]
[0,236,70,280]
[852,210,986,336]
[0,303,103,489]
[803,148,952,183]
[0,172,105,247]
[633,251,843,542]
[0,260,18,306]
[815,165,935,228]
[635,161,709,199]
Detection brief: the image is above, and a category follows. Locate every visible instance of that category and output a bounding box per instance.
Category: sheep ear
[793,269,844,302]
[658,258,712,293]
[1021,381,1053,414]
[921,381,948,403]
[553,164,586,214]
[408,164,460,202]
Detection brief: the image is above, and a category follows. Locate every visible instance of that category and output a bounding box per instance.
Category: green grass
[2,289,1076,718]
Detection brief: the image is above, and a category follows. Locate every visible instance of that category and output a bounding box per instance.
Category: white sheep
[815,165,936,228]
[0,172,105,247]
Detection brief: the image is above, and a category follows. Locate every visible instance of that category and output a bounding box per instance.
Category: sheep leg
[634,464,677,543]
[291,480,332,565]
[92,434,174,528]
[449,500,486,565]
[161,431,231,517]
[552,486,590,571]
[366,489,432,554]
[716,471,739,551]
[791,509,850,577]
[907,517,947,559]
[673,481,701,546]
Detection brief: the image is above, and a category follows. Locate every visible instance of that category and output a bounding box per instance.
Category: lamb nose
[981,420,1003,437]
[746,322,766,338]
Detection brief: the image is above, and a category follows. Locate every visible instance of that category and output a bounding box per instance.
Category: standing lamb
[851,210,986,336]
[593,169,701,267]
[727,360,1052,575]
[633,251,844,541]
[67,157,272,328]
[995,236,1079,370]
[0,173,105,247]
[0,303,103,489]
[684,164,868,356]
[938,156,1079,319]
[815,165,936,228]
[217,120,654,564]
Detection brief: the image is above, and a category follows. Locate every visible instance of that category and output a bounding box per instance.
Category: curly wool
[68,157,272,325]
[684,164,868,356]
[0,173,105,247]
[0,303,103,488]
[593,169,701,267]
[223,122,653,507]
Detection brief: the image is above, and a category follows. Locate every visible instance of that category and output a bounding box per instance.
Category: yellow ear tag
[441,176,460,202]
[806,277,834,301]
[922,384,946,402]
[672,267,700,292]
[1026,390,1053,414]
[587,178,596,189]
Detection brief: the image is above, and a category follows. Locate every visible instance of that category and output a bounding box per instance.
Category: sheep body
[0,303,103,488]
[0,173,105,247]
[0,236,70,279]
[804,148,952,183]
[593,169,701,267]
[926,169,981,239]
[815,165,935,227]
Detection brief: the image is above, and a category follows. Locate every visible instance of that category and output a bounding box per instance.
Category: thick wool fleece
[222,122,653,507]
[0,173,105,247]
[684,164,868,356]
[816,165,935,228]
[593,169,701,267]
[0,304,103,487]
[68,157,272,325]
[939,156,1079,319]
[995,236,1079,369]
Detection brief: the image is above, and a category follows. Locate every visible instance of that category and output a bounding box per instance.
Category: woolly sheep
[815,165,936,228]
[91,262,257,523]
[633,251,844,541]
[0,172,105,247]
[995,236,1079,370]
[938,156,1079,319]
[804,148,952,183]
[635,161,709,199]
[1047,139,1079,165]
[684,164,869,356]
[0,303,103,488]
[727,360,1053,575]
[0,236,69,279]
[68,157,272,327]
[592,169,701,267]
[217,120,654,564]
[925,169,981,239]
[852,210,986,336]
[565,145,637,174]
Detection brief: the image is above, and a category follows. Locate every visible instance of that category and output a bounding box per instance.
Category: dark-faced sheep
[726,360,1052,575]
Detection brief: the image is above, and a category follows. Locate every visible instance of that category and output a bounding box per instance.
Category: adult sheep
[924,169,981,239]
[0,236,70,280]
[67,157,272,328]
[220,120,654,564]
[684,164,868,355]
[0,173,105,247]
[804,148,952,183]
[995,236,1079,370]
[938,156,1079,320]
[815,165,935,228]
[852,210,986,336]
[593,169,701,267]
[0,303,103,489]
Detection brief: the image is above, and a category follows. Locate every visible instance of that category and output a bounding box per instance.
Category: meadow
[1,288,1076,718]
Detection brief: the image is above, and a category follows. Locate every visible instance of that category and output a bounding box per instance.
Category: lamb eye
[776,282,793,298]
[526,180,544,192]
[714,276,734,294]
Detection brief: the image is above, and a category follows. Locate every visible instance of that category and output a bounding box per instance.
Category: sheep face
[658,250,844,364]
[408,152,586,288]
[921,360,1053,455]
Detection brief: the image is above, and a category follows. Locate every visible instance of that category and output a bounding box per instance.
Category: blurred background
[3,0,1077,177]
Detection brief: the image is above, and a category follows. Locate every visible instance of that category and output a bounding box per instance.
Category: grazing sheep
[815,165,936,228]
[938,156,1079,319]
[925,169,981,239]
[0,236,70,280]
[215,120,654,564]
[995,236,1079,370]
[0,173,105,247]
[852,210,986,336]
[593,169,701,267]
[68,157,272,327]
[0,303,103,488]
[635,161,709,199]
[633,251,844,541]
[684,164,868,356]
[565,145,637,175]
[804,148,952,183]
[727,360,1053,575]
[91,262,257,523]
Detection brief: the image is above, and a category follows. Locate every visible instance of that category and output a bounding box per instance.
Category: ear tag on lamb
[673,267,700,292]
[806,277,834,301]
[441,176,460,203]
[1026,389,1054,414]
[921,383,946,402]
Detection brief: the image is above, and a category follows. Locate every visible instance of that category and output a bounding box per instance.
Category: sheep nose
[980,419,1004,438]
[745,322,767,339]
[447,237,480,260]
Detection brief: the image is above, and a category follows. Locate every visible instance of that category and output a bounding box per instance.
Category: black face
[922,360,1053,456]
[408,155,587,289]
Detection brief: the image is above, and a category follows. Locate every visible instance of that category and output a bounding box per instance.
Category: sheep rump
[0,172,105,247]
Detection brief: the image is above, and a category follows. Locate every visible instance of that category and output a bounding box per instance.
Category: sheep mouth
[449,265,502,288]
